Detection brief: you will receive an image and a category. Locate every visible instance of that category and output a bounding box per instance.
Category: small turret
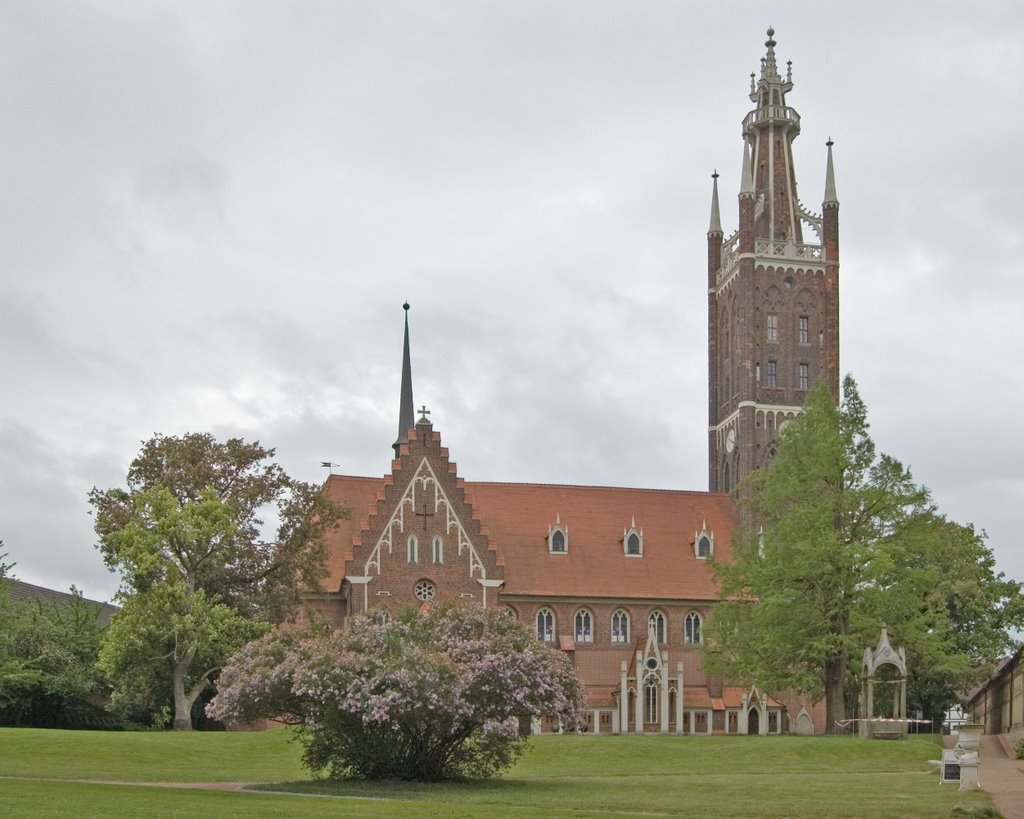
[708,170,723,236]
[823,139,839,262]
[823,138,838,207]
[707,171,723,284]
[739,141,754,198]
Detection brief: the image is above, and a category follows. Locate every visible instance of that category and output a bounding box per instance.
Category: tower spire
[708,170,722,235]
[706,29,839,495]
[393,302,415,458]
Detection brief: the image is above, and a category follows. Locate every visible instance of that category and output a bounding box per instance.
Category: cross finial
[418,405,431,423]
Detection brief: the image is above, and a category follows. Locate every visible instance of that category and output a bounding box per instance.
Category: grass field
[0,727,998,817]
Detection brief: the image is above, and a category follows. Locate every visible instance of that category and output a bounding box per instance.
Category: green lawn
[0,728,997,818]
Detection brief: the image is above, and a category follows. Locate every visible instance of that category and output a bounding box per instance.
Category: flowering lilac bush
[208,604,586,780]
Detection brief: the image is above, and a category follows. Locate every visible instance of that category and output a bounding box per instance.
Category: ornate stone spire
[739,142,754,197]
[708,170,723,235]
[393,303,415,458]
[823,138,839,206]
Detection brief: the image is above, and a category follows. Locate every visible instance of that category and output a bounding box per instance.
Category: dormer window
[694,522,714,559]
[623,517,643,556]
[548,514,568,553]
[697,535,711,558]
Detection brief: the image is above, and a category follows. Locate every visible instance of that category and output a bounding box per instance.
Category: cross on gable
[415,499,435,531]
[418,405,431,423]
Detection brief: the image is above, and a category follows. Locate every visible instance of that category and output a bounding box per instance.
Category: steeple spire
[393,302,415,458]
[708,170,722,235]
[823,138,839,206]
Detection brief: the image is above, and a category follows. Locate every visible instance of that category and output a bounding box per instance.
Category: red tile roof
[465,482,735,601]
[2,578,118,626]
[322,471,735,602]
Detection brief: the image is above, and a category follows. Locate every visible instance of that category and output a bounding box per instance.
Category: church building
[308,29,838,736]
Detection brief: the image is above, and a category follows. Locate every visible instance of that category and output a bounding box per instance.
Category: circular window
[646,657,658,670]
[414,580,436,602]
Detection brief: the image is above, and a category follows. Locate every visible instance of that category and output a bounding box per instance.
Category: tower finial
[393,303,415,457]
[761,26,780,80]
[708,170,723,235]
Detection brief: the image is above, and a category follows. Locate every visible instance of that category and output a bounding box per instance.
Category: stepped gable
[342,417,504,610]
[463,482,736,600]
[320,474,386,592]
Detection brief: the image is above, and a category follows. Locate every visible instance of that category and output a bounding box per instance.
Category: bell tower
[707,28,840,493]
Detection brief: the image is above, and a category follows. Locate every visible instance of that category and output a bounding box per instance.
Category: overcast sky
[1,2,1021,604]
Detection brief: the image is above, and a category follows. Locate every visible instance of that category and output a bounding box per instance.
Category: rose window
[414,580,436,602]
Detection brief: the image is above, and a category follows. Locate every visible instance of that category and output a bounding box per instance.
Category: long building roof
[321,469,735,602]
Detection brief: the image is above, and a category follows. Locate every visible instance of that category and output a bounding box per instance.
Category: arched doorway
[747,707,760,735]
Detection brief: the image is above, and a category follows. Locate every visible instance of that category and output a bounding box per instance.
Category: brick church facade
[308,29,838,736]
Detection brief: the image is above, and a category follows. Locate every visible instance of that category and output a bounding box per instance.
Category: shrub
[208,603,585,780]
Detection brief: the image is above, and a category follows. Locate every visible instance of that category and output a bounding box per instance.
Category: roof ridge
[466,479,732,496]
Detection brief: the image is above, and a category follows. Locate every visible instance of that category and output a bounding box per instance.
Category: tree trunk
[824,651,848,734]
[172,657,194,730]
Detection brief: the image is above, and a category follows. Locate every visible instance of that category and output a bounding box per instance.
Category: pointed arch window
[536,608,555,642]
[611,609,630,644]
[407,534,418,564]
[644,683,659,724]
[694,524,714,559]
[623,518,643,556]
[648,610,666,644]
[432,535,443,564]
[548,516,568,553]
[685,611,703,645]
[574,609,593,643]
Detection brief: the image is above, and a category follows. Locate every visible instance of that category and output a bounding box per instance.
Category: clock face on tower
[725,428,736,453]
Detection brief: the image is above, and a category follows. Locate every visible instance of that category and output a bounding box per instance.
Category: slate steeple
[393,302,415,458]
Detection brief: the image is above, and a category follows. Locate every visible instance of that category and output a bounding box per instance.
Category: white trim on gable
[364,457,487,580]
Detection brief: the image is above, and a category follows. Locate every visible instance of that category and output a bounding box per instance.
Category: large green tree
[706,377,1022,733]
[0,552,110,728]
[90,433,346,729]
